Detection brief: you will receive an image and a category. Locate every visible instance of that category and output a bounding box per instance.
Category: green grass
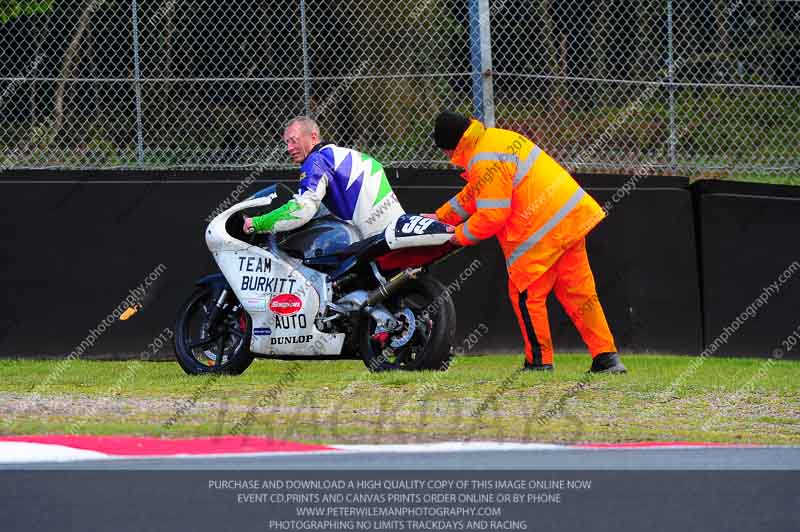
[1,353,798,445]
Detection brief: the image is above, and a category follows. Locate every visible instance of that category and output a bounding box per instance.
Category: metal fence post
[300,0,311,116]
[469,0,495,126]
[131,0,145,168]
[667,0,677,171]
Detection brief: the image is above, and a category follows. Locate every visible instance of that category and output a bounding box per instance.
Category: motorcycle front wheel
[174,286,254,375]
[359,275,456,372]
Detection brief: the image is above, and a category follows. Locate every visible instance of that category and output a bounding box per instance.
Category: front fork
[206,288,229,327]
[206,288,244,334]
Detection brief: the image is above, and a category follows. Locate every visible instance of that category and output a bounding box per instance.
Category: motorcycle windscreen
[224,183,296,241]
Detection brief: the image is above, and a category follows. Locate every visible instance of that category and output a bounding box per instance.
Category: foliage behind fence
[0,0,797,177]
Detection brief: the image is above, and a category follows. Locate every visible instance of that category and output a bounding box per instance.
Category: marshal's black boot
[588,353,627,374]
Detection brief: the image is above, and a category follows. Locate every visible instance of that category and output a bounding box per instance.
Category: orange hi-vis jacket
[435,120,606,292]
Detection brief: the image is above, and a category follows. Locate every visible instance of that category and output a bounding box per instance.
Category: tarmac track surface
[3,440,798,532]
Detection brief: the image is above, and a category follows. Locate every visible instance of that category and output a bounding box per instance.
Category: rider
[243,116,405,238]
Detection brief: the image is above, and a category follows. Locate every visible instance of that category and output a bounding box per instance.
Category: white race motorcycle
[174,184,459,374]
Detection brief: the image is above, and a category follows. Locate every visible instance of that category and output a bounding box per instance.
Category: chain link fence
[0,0,798,177]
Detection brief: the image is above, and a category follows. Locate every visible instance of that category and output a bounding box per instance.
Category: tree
[0,0,52,24]
[53,0,99,132]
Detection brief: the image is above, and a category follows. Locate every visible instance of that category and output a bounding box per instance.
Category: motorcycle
[173,184,460,374]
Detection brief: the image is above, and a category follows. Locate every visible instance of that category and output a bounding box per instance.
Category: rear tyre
[174,286,254,375]
[359,275,456,372]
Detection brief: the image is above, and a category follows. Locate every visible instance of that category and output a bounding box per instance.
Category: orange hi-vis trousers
[508,237,617,366]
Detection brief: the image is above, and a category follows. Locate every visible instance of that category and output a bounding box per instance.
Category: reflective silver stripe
[467,152,518,173]
[506,188,586,268]
[513,146,542,188]
[448,196,468,220]
[461,221,481,244]
[476,198,511,209]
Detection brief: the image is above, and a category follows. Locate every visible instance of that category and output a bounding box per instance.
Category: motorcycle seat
[302,233,388,270]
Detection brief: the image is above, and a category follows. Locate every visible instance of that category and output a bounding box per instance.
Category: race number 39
[401,216,434,235]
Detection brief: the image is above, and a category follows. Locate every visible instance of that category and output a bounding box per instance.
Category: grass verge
[1,353,798,445]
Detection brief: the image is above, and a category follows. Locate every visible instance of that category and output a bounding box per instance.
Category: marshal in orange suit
[427,111,626,373]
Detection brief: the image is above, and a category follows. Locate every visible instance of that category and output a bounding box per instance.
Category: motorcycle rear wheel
[359,275,456,372]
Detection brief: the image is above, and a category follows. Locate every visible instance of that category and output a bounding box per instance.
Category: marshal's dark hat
[433,110,471,150]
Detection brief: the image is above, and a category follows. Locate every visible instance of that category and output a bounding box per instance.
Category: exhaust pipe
[366,267,422,306]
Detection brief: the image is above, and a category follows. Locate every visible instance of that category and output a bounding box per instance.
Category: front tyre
[174,286,254,375]
[360,275,456,372]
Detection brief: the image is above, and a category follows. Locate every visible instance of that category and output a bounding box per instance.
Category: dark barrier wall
[0,170,703,360]
[693,180,800,358]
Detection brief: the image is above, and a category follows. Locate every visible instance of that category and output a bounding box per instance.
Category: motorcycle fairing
[384,214,456,250]
[206,186,345,356]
